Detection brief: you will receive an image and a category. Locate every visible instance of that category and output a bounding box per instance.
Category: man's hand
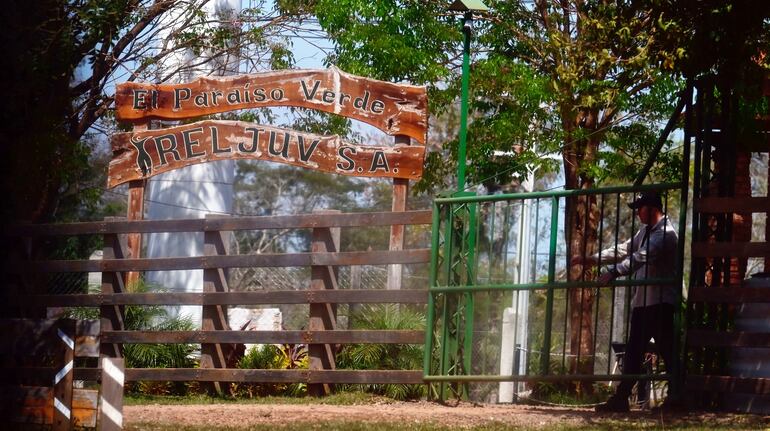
[598,269,618,285]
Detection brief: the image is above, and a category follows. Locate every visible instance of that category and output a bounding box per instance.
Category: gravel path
[124,402,770,429]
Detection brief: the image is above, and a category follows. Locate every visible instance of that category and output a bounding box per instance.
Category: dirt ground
[125,401,770,429]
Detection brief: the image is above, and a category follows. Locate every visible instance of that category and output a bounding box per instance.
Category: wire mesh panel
[425,184,686,403]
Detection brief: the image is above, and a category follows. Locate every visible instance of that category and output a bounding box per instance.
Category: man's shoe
[595,396,630,413]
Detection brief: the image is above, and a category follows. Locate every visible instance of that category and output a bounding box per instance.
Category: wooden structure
[99,357,125,431]
[0,319,103,429]
[3,210,431,398]
[108,120,425,187]
[115,67,428,144]
[685,73,770,411]
[112,66,428,298]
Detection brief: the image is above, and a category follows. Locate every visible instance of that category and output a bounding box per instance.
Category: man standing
[571,191,679,412]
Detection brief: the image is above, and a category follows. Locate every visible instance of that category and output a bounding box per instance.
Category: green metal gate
[423,183,688,402]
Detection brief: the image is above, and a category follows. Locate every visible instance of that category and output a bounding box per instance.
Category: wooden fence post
[99,357,125,431]
[100,218,127,360]
[309,210,341,396]
[125,121,148,288]
[201,214,231,395]
[53,319,75,431]
[387,135,410,290]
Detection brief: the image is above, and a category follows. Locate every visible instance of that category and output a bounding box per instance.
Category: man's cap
[628,192,663,210]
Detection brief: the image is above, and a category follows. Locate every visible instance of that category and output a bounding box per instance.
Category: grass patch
[125,391,394,406]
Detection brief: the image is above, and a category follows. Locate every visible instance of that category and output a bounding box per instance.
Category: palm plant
[337,304,426,400]
[65,279,197,394]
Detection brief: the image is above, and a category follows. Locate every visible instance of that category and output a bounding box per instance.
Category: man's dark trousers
[615,303,674,400]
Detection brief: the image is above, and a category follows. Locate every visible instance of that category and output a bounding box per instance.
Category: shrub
[64,279,197,395]
[231,343,308,397]
[337,304,426,400]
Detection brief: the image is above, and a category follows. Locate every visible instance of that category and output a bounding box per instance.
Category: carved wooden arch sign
[114,67,428,144]
[108,120,426,188]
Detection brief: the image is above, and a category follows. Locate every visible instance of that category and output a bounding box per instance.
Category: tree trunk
[562,108,600,395]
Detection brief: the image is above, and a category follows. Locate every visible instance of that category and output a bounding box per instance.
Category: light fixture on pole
[449,0,488,193]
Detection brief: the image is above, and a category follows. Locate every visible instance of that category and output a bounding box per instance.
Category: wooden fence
[3,210,432,397]
[0,319,104,429]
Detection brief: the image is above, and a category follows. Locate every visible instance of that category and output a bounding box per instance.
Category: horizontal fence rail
[4,290,429,307]
[100,330,424,344]
[6,249,430,273]
[3,210,433,391]
[3,368,425,385]
[6,211,432,237]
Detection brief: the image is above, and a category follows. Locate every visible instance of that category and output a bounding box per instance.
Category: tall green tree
[0,0,315,225]
[311,0,684,387]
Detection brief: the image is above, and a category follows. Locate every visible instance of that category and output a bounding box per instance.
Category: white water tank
[725,272,770,414]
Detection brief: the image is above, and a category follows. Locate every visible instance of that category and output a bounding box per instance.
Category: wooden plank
[0,385,51,425]
[689,287,770,303]
[691,242,770,258]
[694,197,770,214]
[388,135,410,291]
[0,368,425,385]
[126,179,145,287]
[10,249,431,273]
[0,387,98,427]
[206,210,432,230]
[309,211,340,396]
[6,210,432,237]
[100,330,424,344]
[687,330,770,347]
[307,370,424,385]
[52,319,75,431]
[125,121,147,287]
[75,320,100,358]
[7,289,429,307]
[0,318,60,356]
[122,368,424,384]
[311,249,430,266]
[108,121,426,187]
[100,357,125,431]
[687,375,770,395]
[114,67,428,144]
[125,368,309,383]
[72,389,98,428]
[201,218,231,395]
[100,230,126,360]
[0,368,101,384]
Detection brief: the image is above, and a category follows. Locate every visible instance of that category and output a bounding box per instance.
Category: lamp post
[449,0,488,193]
[430,0,488,402]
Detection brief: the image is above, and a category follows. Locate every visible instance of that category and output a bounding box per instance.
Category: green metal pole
[540,196,560,375]
[439,204,455,400]
[462,202,477,386]
[423,201,442,384]
[456,11,472,192]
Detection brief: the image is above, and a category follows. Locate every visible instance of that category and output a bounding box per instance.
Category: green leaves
[308,0,691,192]
[315,0,457,84]
[337,304,426,400]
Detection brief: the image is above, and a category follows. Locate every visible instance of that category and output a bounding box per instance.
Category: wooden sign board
[108,120,425,188]
[115,67,428,144]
